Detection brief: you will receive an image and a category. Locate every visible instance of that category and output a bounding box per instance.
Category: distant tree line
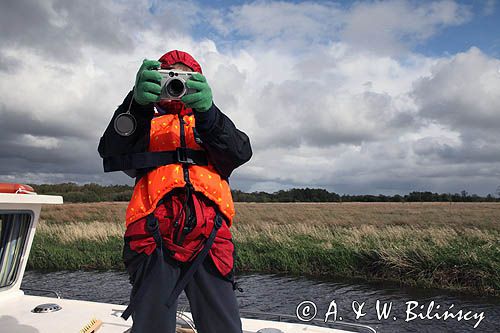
[28,183,500,203]
[30,183,133,203]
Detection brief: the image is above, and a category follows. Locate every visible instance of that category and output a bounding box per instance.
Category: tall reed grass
[28,202,500,295]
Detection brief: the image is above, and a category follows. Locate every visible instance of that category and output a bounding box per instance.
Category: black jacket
[98,91,252,181]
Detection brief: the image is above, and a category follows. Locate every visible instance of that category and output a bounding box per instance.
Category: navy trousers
[123,238,243,333]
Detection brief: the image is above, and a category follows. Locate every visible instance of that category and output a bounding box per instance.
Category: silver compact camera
[158,69,197,100]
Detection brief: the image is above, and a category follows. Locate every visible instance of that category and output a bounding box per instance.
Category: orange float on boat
[0,183,36,194]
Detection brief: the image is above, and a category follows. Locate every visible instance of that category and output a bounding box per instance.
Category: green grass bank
[27,202,500,296]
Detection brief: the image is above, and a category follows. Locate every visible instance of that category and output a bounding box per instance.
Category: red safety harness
[121,195,224,320]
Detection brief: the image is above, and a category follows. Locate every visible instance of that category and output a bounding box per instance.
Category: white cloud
[0,0,499,196]
[413,47,500,132]
[341,0,472,55]
[212,0,472,55]
[215,1,342,44]
[19,135,60,149]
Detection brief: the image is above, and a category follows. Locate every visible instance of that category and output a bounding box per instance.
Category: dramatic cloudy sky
[0,0,499,195]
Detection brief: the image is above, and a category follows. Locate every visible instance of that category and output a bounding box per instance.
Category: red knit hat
[156,50,202,116]
[158,50,202,73]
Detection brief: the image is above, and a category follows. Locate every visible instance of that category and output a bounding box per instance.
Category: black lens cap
[114,113,136,136]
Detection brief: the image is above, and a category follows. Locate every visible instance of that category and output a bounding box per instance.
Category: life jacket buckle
[145,214,159,234]
[176,147,196,165]
[214,214,223,229]
[182,212,196,234]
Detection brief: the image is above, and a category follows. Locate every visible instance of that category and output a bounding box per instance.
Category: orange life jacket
[125,112,235,227]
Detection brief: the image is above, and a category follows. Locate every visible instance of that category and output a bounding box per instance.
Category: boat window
[0,212,32,288]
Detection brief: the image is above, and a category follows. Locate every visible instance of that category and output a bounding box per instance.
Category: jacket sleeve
[193,103,252,180]
[97,90,154,178]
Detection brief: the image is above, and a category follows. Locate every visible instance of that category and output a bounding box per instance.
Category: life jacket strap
[146,214,163,249]
[182,184,197,234]
[121,200,172,321]
[173,184,195,246]
[164,212,224,308]
[103,148,208,172]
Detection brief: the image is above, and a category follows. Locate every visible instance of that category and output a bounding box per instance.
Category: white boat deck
[0,291,354,333]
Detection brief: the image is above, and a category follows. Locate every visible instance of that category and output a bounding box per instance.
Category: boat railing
[21,287,61,299]
[177,302,378,333]
[237,309,377,333]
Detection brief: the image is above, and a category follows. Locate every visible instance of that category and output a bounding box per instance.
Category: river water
[21,270,499,333]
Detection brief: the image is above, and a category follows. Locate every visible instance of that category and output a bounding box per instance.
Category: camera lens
[166,79,185,97]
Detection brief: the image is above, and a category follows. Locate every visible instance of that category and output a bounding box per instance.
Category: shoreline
[27,202,500,296]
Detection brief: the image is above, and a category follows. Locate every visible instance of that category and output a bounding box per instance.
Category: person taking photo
[98,49,252,333]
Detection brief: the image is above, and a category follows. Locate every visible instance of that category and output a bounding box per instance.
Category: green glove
[181,73,213,112]
[133,59,162,105]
